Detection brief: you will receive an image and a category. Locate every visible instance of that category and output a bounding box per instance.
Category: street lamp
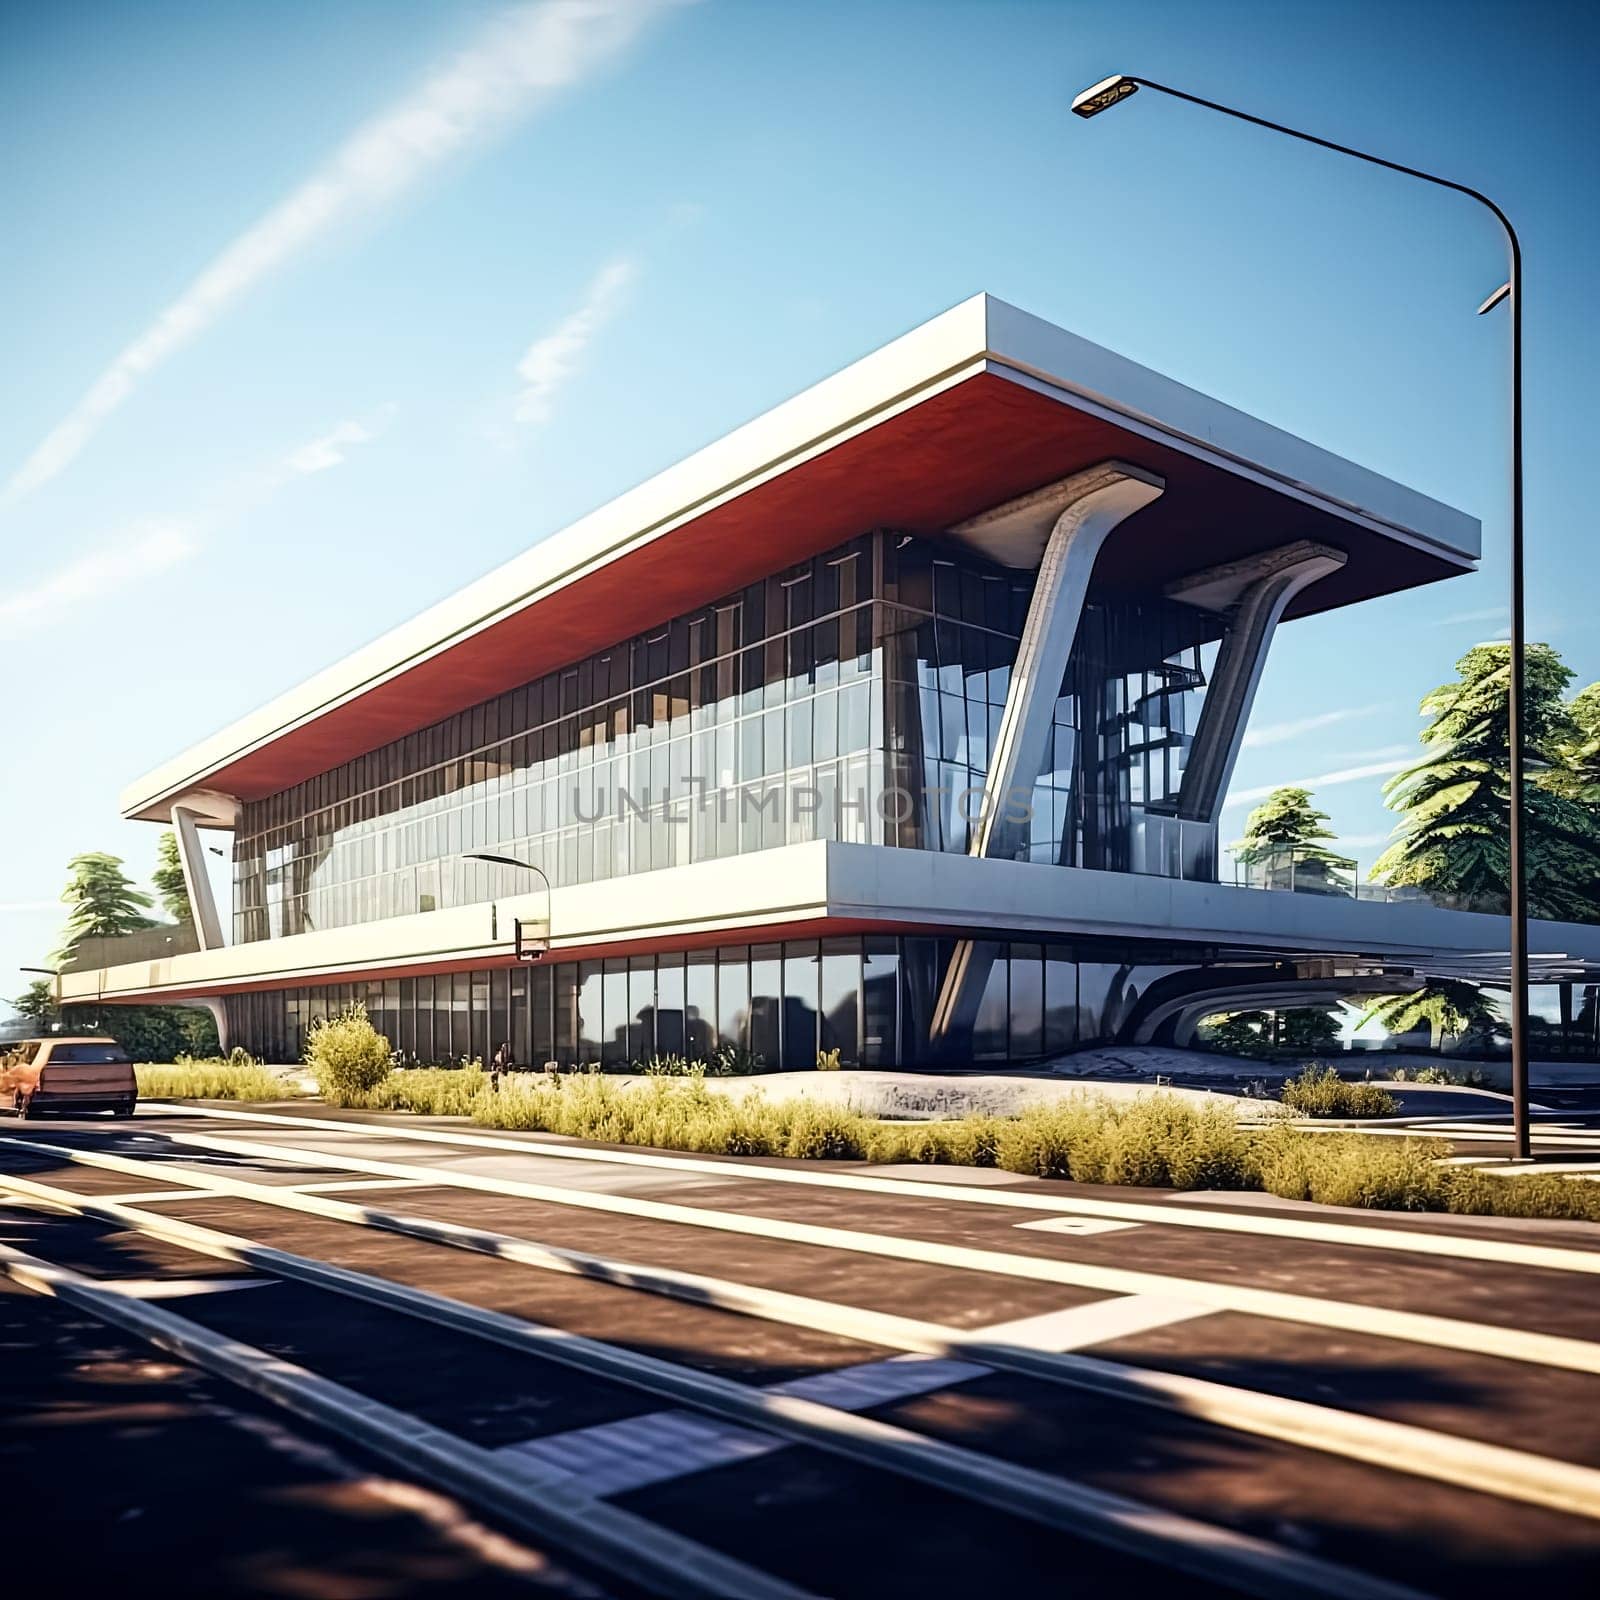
[1072,73,1532,1159]
[462,852,552,960]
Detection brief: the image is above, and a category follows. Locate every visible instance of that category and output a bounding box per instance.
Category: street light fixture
[462,852,552,960]
[1071,72,1532,1159]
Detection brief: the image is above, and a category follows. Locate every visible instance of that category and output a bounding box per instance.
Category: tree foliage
[62,1004,219,1062]
[1370,644,1600,923]
[1552,682,1600,805]
[1199,1007,1344,1060]
[1358,982,1500,1051]
[152,830,192,925]
[11,979,55,1025]
[1231,786,1337,862]
[52,852,154,965]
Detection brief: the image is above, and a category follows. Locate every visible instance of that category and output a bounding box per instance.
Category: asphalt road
[3,1099,1599,1599]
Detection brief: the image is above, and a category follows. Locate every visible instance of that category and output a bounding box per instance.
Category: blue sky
[2,0,1596,1002]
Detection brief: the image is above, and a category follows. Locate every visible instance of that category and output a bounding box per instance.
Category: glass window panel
[656,953,685,1058]
[972,944,1008,1062]
[782,942,819,1070]
[862,938,898,1066]
[628,956,654,1062]
[1009,943,1044,1060]
[686,949,717,1059]
[577,961,603,1062]
[819,939,860,1065]
[717,946,749,1055]
[749,944,781,1068]
[603,959,629,1065]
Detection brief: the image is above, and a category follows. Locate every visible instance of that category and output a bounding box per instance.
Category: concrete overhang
[121,294,1480,823]
[61,842,1598,1010]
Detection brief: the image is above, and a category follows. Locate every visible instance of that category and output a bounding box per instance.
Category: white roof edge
[979,296,1481,561]
[121,292,1479,820]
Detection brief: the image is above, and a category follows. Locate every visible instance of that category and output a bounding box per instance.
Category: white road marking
[147,1103,1600,1276]
[977,1296,1211,1350]
[0,1174,1419,1600]
[86,1276,265,1299]
[10,1137,1600,1522]
[499,1354,988,1498]
[106,1126,1600,1373]
[503,1296,1217,1495]
[1013,1217,1140,1237]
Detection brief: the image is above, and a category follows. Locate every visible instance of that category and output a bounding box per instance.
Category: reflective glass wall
[223,935,1200,1067]
[232,531,1229,946]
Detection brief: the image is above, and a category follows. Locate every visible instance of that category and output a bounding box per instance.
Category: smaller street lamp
[462,852,552,961]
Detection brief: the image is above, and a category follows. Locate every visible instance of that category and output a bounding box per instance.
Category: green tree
[1231,786,1352,894]
[1232,786,1336,861]
[51,851,154,966]
[1553,682,1600,804]
[152,830,192,924]
[1359,982,1500,1052]
[1200,1006,1343,1059]
[1370,644,1600,923]
[11,978,56,1026]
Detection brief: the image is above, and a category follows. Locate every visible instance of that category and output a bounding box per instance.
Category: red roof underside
[192,371,1461,804]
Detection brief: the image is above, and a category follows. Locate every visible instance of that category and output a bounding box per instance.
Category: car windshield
[49,1044,130,1064]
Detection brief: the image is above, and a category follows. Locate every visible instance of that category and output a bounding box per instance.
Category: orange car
[1,1036,137,1119]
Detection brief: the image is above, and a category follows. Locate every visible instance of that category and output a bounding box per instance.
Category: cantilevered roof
[123,293,1480,822]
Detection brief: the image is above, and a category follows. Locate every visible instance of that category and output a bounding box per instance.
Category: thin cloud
[514,257,636,425]
[0,0,674,511]
[0,520,196,634]
[1224,757,1413,809]
[1241,703,1386,749]
[0,902,58,915]
[1432,606,1507,627]
[283,406,395,475]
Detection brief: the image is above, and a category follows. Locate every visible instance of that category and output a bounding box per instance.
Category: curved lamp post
[462,851,553,956]
[1071,74,1529,1158]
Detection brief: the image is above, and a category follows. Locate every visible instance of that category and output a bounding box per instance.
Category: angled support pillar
[928,460,1165,1056]
[171,803,226,952]
[1171,541,1348,825]
[968,461,1165,863]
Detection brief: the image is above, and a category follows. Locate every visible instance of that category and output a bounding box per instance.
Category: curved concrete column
[929,461,1163,1055]
[1173,541,1347,824]
[966,460,1165,862]
[171,803,226,952]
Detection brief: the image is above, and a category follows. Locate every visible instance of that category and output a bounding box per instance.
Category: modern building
[60,296,1600,1066]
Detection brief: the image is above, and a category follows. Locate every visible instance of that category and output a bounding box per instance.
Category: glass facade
[223,936,1200,1068]
[232,530,1229,946]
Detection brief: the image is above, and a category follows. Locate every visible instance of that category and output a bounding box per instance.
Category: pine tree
[10,978,56,1026]
[153,829,192,924]
[1231,786,1351,893]
[1553,682,1600,804]
[1371,643,1600,923]
[52,852,154,965]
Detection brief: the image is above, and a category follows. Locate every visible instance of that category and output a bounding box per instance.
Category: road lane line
[8,1132,1600,1523]
[0,1239,812,1600]
[0,1169,1422,1600]
[142,1103,1600,1275]
[131,1125,1600,1375]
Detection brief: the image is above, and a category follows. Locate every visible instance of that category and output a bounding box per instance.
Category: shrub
[634,1053,702,1078]
[305,1003,392,1104]
[707,1043,766,1077]
[1387,1064,1489,1088]
[135,1057,291,1101]
[356,1065,488,1115]
[815,1048,842,1071]
[1280,1065,1397,1118]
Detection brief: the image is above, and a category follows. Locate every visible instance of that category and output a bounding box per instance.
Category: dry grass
[135,1059,295,1101]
